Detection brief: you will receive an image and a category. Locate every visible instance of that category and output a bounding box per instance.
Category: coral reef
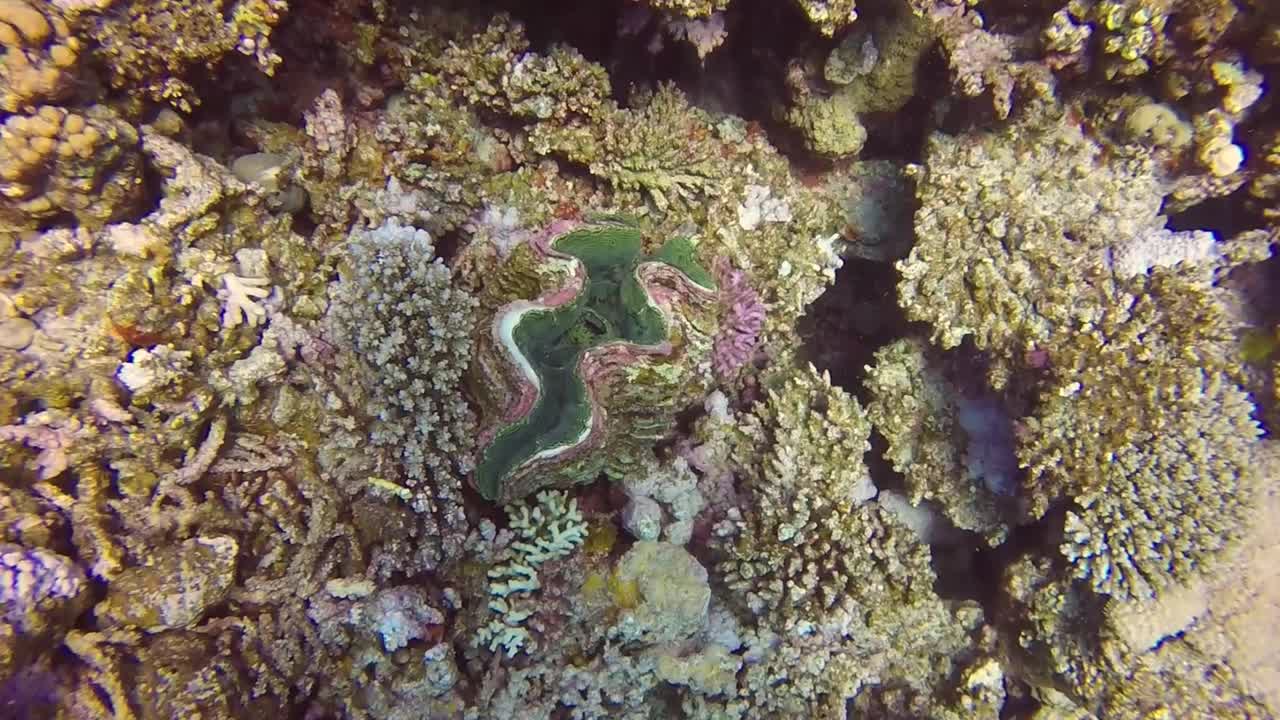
[0,104,144,235]
[865,337,1011,543]
[88,0,288,111]
[0,0,82,113]
[0,1,1275,718]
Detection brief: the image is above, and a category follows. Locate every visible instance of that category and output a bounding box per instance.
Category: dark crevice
[797,258,911,400]
[1166,189,1266,237]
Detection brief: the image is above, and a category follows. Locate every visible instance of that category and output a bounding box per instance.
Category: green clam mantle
[474,220,713,501]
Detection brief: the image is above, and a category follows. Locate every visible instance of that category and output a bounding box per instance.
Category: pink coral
[712,257,765,379]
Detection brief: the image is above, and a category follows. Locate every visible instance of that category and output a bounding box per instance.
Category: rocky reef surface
[1,0,1278,718]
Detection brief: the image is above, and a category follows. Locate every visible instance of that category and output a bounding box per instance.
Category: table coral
[469,217,717,503]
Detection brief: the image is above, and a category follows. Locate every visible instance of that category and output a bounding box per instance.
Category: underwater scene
[0,0,1278,717]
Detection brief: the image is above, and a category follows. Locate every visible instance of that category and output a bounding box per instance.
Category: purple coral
[712,258,765,379]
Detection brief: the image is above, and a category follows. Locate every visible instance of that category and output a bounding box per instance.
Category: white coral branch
[219,274,272,328]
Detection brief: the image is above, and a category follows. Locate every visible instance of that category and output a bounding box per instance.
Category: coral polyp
[471,218,716,503]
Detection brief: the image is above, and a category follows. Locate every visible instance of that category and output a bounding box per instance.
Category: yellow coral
[0,0,80,112]
[0,105,144,234]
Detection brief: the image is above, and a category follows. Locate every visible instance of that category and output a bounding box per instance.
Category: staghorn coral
[469,217,717,503]
[476,489,587,657]
[0,0,1275,716]
[0,105,145,236]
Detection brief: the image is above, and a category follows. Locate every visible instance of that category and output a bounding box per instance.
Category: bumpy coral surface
[0,0,81,113]
[0,105,144,234]
[897,104,1165,370]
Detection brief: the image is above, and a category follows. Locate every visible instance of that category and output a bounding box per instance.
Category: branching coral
[865,337,1009,543]
[1020,272,1261,600]
[476,490,587,657]
[88,0,288,110]
[897,103,1173,382]
[330,218,477,559]
[715,364,886,623]
[785,2,932,158]
[709,361,981,711]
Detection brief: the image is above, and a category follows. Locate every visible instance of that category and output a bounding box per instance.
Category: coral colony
[0,0,1278,718]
